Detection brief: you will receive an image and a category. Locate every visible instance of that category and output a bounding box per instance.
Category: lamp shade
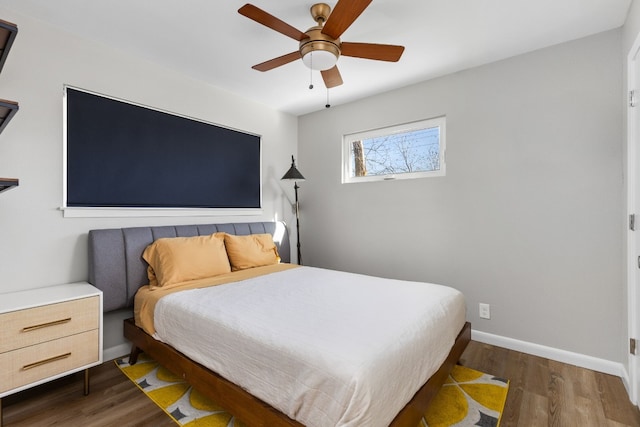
[301,49,338,71]
[281,155,305,181]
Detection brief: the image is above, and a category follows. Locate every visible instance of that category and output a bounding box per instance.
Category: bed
[88,221,470,427]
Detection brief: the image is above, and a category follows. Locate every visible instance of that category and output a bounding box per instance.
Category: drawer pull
[22,352,72,370]
[21,318,72,332]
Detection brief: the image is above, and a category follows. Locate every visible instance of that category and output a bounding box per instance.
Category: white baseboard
[472,329,626,379]
[102,343,130,362]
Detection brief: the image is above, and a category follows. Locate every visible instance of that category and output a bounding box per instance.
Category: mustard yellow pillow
[142,232,231,288]
[224,233,280,271]
[146,264,159,288]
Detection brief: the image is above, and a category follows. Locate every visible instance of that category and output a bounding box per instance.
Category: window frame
[342,116,446,184]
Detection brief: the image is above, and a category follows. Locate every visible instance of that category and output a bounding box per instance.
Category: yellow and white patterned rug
[421,364,509,427]
[115,356,508,427]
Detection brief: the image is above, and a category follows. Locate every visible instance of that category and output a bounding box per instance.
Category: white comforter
[153,266,466,427]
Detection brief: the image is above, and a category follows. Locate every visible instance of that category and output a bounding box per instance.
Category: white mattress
[153,266,466,427]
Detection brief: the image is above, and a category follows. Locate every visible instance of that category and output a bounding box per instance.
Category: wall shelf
[0,177,18,193]
[0,98,18,134]
[0,19,18,195]
[0,19,17,74]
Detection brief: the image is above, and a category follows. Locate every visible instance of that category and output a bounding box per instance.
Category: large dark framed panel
[64,86,261,209]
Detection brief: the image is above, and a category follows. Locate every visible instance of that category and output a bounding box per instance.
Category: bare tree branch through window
[345,117,445,183]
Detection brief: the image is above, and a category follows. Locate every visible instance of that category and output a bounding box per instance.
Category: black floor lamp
[281,155,305,265]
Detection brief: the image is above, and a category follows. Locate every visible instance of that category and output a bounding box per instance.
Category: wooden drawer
[0,329,99,394]
[0,296,100,353]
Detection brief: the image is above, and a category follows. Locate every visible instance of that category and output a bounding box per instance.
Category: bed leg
[129,346,142,365]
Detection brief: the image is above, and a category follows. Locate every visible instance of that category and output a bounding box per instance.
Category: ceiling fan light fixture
[300,40,340,71]
[239,1,406,89]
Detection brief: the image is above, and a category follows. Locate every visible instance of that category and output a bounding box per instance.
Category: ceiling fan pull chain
[325,88,331,108]
[309,52,314,89]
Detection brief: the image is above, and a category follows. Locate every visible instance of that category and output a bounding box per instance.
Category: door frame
[626,30,640,406]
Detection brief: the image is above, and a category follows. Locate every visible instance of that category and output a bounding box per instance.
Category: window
[342,116,446,183]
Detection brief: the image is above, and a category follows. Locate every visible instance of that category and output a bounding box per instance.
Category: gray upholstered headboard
[88,221,290,312]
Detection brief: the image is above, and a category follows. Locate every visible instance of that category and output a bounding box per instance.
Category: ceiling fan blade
[239,4,308,41]
[321,0,372,39]
[252,51,301,72]
[321,66,343,88]
[341,42,405,62]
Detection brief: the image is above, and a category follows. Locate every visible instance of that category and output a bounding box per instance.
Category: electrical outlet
[479,303,491,320]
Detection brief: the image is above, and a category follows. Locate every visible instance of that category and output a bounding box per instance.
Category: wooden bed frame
[124,319,471,427]
[88,221,471,427]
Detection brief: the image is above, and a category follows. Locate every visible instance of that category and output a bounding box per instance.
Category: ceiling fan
[238,0,405,89]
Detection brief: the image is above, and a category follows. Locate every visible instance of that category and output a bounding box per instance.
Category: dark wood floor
[460,341,640,427]
[3,341,640,426]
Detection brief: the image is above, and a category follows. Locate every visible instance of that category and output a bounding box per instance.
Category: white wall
[299,30,624,363]
[624,1,640,52]
[0,9,298,353]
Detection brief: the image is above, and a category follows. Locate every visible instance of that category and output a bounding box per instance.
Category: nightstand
[0,282,103,426]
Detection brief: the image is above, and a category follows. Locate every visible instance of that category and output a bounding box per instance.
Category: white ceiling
[0,0,632,116]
